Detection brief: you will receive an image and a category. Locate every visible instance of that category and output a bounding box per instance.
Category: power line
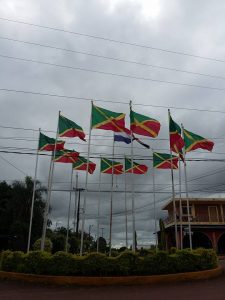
[2,53,225,91]
[1,87,225,114]
[0,17,225,63]
[1,35,225,81]
[0,154,27,176]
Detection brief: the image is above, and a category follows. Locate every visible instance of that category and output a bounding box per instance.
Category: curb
[0,267,223,286]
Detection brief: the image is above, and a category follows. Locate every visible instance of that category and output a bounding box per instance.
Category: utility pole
[100,227,104,238]
[89,224,94,237]
[74,188,85,235]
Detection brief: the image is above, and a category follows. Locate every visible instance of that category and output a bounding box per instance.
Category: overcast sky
[1,0,225,248]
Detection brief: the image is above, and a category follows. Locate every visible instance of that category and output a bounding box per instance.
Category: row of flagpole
[26,102,206,254]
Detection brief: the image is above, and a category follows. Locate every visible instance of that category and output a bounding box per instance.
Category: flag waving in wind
[153,152,178,169]
[73,156,96,174]
[125,158,148,174]
[54,149,79,163]
[101,158,124,174]
[183,128,214,152]
[130,110,160,138]
[58,114,86,141]
[38,132,65,151]
[169,112,184,158]
[92,104,126,132]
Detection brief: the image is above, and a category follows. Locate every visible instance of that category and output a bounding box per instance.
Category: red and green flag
[169,114,184,157]
[73,156,96,174]
[130,110,160,138]
[153,152,178,169]
[58,114,86,141]
[125,158,148,174]
[183,128,214,152]
[38,132,65,151]
[54,149,79,163]
[101,158,124,175]
[92,104,126,132]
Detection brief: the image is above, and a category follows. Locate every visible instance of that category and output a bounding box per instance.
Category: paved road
[1,263,225,300]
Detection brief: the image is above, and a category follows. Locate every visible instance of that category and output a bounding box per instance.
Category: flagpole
[109,134,115,256]
[27,128,41,253]
[41,110,60,251]
[168,109,178,249]
[66,165,73,252]
[124,155,128,249]
[130,101,136,253]
[152,150,158,250]
[97,159,102,253]
[80,102,92,256]
[181,123,192,250]
[178,158,183,249]
[73,172,78,233]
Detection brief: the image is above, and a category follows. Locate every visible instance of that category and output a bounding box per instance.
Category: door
[208,206,219,222]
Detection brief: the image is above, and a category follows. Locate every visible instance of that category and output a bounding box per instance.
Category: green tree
[0,177,46,251]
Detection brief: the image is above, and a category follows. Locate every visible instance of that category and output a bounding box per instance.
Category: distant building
[159,198,225,254]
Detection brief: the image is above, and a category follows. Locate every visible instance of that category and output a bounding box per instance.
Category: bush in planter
[23,251,50,274]
[173,249,200,273]
[47,251,81,276]
[33,238,52,253]
[194,248,218,270]
[1,250,25,272]
[81,252,111,276]
[116,251,140,275]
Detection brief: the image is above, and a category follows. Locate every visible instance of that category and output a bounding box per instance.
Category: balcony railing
[164,215,223,226]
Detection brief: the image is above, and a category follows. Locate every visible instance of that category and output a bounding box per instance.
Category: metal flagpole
[73,172,78,233]
[130,101,136,253]
[97,160,102,252]
[178,158,183,249]
[80,102,93,256]
[124,155,128,249]
[168,109,178,249]
[152,150,158,250]
[41,110,60,251]
[109,134,115,256]
[66,165,73,252]
[181,123,192,250]
[27,128,41,253]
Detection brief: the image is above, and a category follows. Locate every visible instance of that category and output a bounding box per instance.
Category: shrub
[1,251,25,272]
[48,252,80,276]
[23,251,51,274]
[81,253,110,276]
[33,238,52,253]
[116,251,140,275]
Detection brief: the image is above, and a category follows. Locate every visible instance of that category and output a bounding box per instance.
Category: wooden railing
[164,215,223,225]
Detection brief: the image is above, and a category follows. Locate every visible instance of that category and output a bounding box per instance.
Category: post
[41,111,60,251]
[76,189,81,235]
[124,156,128,249]
[152,151,158,250]
[178,158,183,249]
[27,128,40,253]
[73,173,78,233]
[109,135,115,256]
[80,102,92,256]
[65,166,73,252]
[97,164,102,252]
[181,123,192,250]
[130,101,136,252]
[168,109,178,249]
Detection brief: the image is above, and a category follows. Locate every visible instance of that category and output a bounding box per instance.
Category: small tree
[33,238,52,252]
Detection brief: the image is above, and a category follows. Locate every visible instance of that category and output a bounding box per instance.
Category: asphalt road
[1,263,225,300]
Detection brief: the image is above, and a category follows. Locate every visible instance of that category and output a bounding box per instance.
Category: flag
[169,114,184,157]
[38,132,65,151]
[153,152,178,169]
[100,158,124,174]
[130,110,160,138]
[133,136,150,149]
[58,114,86,141]
[73,156,96,174]
[92,104,126,132]
[54,149,79,163]
[114,131,132,144]
[183,128,214,152]
[125,158,148,174]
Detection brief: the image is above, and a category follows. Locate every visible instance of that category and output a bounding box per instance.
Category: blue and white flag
[114,131,132,144]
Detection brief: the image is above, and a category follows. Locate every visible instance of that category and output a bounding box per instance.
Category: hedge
[0,249,218,276]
